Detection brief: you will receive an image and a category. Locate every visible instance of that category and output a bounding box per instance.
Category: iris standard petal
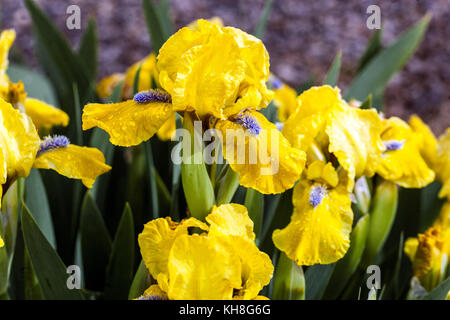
[138,217,209,281]
[377,117,435,188]
[326,104,384,190]
[206,203,255,241]
[282,85,342,151]
[0,30,15,91]
[157,19,272,119]
[0,99,39,183]
[167,234,242,300]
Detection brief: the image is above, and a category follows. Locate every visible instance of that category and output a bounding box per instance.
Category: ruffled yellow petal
[138,216,209,281]
[167,234,242,300]
[409,115,437,167]
[156,112,176,141]
[158,19,272,119]
[206,204,255,241]
[272,180,353,265]
[24,98,69,130]
[435,129,450,200]
[377,117,435,188]
[215,110,305,194]
[282,85,342,151]
[326,103,384,189]
[0,99,39,183]
[82,99,173,147]
[0,30,15,92]
[187,16,224,28]
[96,73,125,99]
[272,83,299,122]
[33,144,111,188]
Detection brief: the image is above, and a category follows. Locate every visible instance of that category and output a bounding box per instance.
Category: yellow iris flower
[83,19,304,194]
[272,160,353,265]
[0,30,69,132]
[376,116,435,188]
[404,202,450,297]
[0,29,15,95]
[0,97,110,205]
[282,85,384,191]
[137,203,273,300]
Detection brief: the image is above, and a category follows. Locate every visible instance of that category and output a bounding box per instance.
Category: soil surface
[1,0,449,134]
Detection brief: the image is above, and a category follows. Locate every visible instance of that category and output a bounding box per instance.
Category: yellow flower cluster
[0,29,111,206]
[270,83,443,266]
[83,19,305,195]
[83,19,450,277]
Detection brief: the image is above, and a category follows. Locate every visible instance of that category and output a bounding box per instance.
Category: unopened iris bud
[362,180,398,266]
[180,112,215,220]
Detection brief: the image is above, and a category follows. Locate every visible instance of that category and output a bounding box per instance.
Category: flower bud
[272,252,305,300]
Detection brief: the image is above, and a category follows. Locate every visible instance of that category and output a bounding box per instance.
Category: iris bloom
[137,204,273,300]
[376,116,435,188]
[0,30,69,132]
[0,98,111,205]
[404,202,450,298]
[282,85,384,191]
[272,160,353,265]
[83,19,304,194]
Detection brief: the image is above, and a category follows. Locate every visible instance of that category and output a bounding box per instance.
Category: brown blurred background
[1,0,449,134]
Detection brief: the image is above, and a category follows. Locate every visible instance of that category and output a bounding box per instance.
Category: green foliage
[323,51,342,86]
[345,14,430,110]
[253,0,275,40]
[22,205,84,299]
